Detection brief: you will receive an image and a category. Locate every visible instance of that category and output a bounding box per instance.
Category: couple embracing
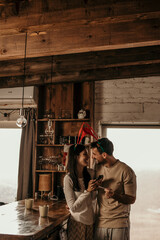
[64,138,137,240]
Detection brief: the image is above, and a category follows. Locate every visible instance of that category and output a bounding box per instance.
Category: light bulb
[45,119,54,135]
[45,119,54,144]
[16,109,27,128]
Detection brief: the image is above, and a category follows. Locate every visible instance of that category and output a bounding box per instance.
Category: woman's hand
[87,180,97,192]
[95,178,103,188]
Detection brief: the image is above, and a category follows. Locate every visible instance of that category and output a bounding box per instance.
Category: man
[91,138,137,240]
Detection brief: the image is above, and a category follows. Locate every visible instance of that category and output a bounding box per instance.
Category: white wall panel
[94,76,160,133]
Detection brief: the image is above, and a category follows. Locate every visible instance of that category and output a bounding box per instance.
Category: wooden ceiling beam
[0,45,160,78]
[0,1,160,60]
[1,0,160,22]
[0,62,160,88]
[0,16,160,60]
[0,0,160,87]
[1,6,160,36]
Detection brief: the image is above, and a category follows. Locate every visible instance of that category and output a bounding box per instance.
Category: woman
[63,144,97,240]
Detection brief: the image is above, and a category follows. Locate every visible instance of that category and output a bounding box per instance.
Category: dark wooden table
[0,199,70,240]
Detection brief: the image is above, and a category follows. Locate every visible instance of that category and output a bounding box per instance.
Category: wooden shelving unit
[33,82,93,198]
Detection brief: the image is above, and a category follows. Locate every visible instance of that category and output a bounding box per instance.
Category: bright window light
[0,128,21,203]
[104,127,160,240]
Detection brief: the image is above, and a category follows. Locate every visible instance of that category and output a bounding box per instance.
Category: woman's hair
[67,144,91,191]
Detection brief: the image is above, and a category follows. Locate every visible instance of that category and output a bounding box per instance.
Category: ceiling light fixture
[44,56,54,144]
[16,32,27,128]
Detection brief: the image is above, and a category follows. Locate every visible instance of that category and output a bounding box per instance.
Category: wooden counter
[0,199,70,240]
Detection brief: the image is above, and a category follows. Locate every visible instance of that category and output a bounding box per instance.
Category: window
[102,126,160,240]
[0,128,21,203]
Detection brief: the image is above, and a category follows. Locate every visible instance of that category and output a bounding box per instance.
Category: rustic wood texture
[0,0,160,60]
[34,82,93,197]
[0,0,160,86]
[0,199,69,240]
[1,45,160,88]
[37,82,92,120]
[0,45,160,78]
[38,84,73,119]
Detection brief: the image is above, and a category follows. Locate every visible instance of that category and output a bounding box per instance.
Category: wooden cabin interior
[0,0,160,239]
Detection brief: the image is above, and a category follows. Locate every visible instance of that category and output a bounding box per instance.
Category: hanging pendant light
[44,56,54,144]
[45,119,54,136]
[16,32,27,128]
[45,56,54,133]
[16,109,27,128]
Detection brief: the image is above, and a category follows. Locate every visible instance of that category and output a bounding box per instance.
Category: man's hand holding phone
[95,175,103,182]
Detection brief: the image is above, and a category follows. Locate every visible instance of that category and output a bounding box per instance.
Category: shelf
[36,143,90,147]
[33,82,93,198]
[37,118,90,122]
[36,144,64,147]
[36,170,66,173]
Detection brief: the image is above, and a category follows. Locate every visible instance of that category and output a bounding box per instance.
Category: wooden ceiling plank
[0,15,160,60]
[1,8,160,36]
[0,0,160,85]
[0,45,160,78]
[1,0,160,24]
[0,62,160,88]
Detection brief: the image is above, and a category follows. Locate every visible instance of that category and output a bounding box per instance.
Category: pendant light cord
[51,55,53,84]
[22,32,27,109]
[49,56,53,113]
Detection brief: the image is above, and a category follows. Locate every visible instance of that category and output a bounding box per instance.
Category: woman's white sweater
[63,173,96,225]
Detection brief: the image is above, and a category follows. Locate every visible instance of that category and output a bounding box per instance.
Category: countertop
[0,199,70,239]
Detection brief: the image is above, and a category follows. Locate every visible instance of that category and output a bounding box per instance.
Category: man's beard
[94,158,106,165]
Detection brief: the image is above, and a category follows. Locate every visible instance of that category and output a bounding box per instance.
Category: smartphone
[95,175,103,181]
